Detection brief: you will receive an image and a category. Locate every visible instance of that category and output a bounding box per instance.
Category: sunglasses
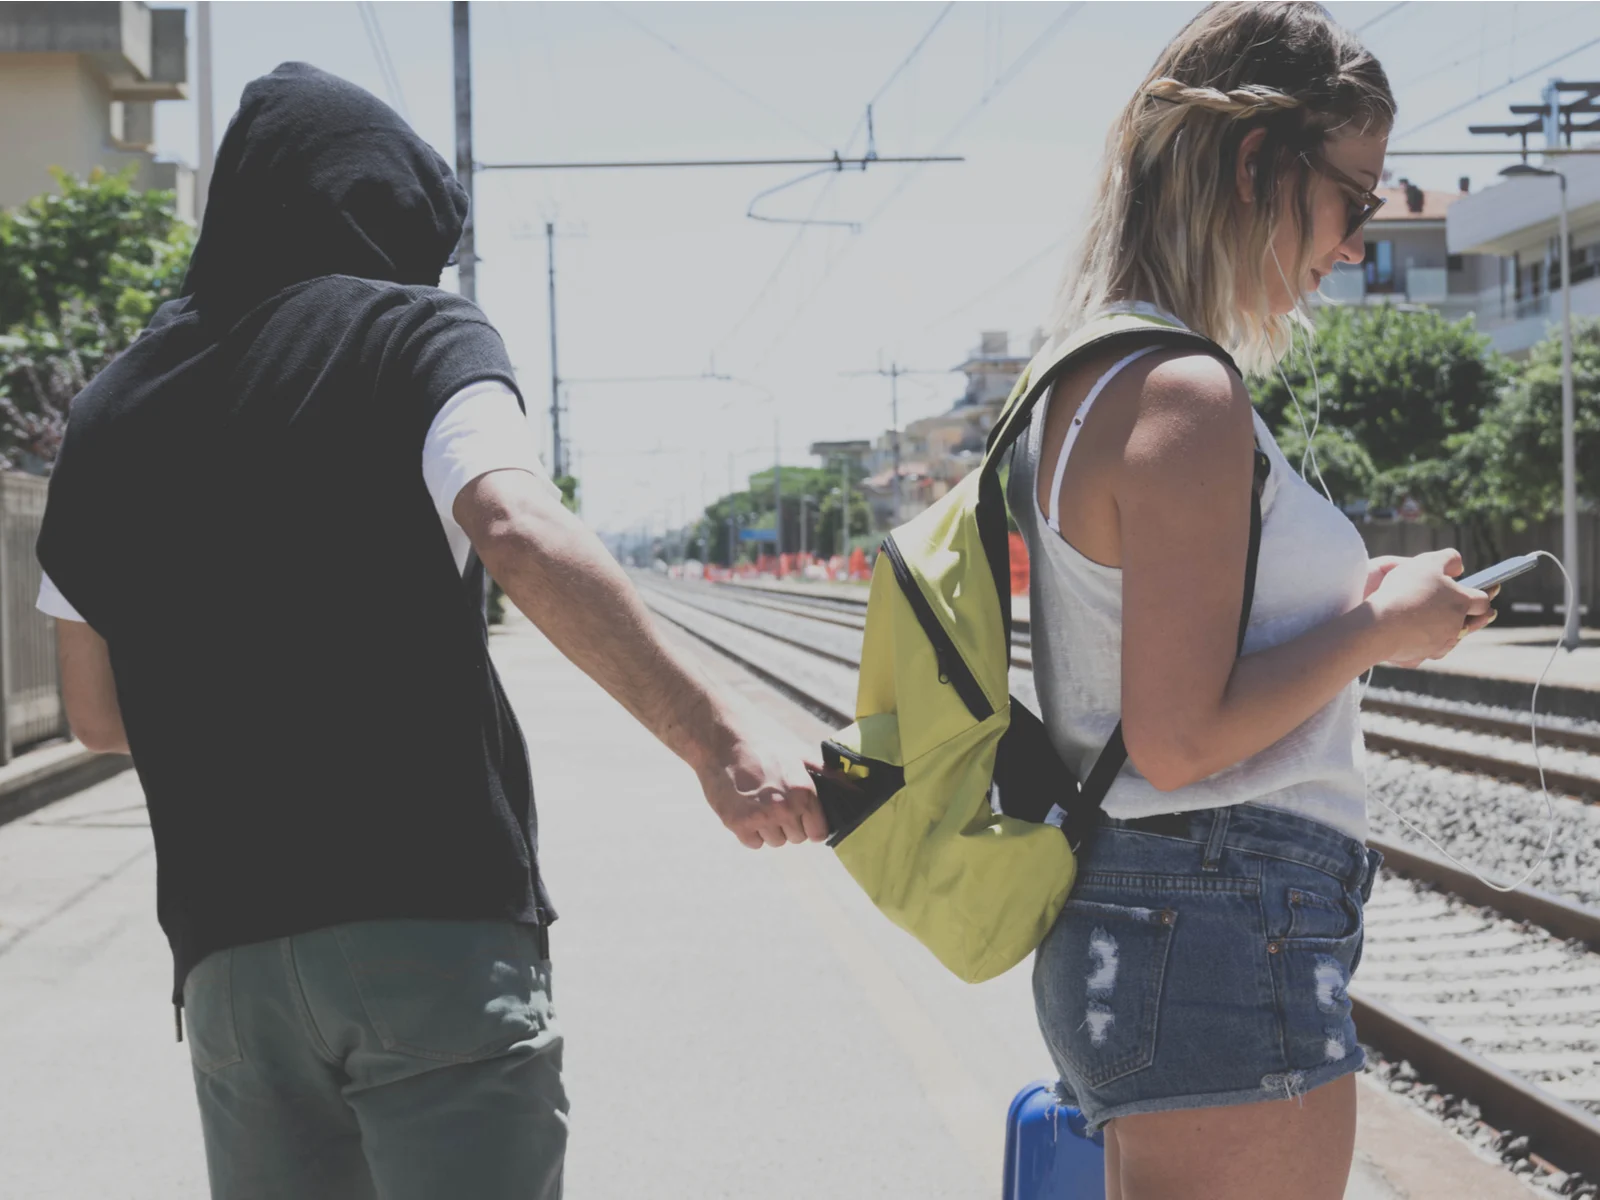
[1305,152,1386,240]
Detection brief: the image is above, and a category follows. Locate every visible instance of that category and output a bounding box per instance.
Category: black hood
[183,62,467,318]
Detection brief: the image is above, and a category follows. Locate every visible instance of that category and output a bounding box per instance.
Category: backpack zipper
[881,535,994,722]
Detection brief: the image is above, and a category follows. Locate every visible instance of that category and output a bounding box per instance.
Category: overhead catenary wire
[921,231,1073,333]
[748,2,1085,371]
[1391,7,1566,98]
[357,1,408,121]
[710,2,960,360]
[606,3,833,150]
[1392,28,1600,142]
[1354,2,1408,36]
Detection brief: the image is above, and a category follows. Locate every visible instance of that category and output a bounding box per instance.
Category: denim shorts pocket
[1034,899,1177,1089]
[183,949,242,1075]
[336,920,554,1064]
[1285,886,1360,942]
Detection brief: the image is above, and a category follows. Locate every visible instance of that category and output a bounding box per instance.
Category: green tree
[552,474,580,513]
[0,167,194,470]
[1380,317,1600,560]
[1250,305,1508,505]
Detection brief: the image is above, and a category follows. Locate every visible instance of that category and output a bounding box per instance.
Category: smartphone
[1458,553,1539,592]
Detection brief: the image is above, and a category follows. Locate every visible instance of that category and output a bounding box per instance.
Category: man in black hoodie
[35,64,823,1199]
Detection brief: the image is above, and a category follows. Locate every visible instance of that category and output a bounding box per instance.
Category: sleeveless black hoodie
[37,63,552,1008]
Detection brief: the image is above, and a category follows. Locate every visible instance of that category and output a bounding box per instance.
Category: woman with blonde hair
[1009,5,1494,1197]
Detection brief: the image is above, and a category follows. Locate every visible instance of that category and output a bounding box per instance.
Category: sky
[147,1,1600,536]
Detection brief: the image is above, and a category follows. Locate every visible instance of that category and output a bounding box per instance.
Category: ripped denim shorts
[1033,801,1382,1133]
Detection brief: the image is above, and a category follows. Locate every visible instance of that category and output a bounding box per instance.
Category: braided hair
[1052,2,1394,374]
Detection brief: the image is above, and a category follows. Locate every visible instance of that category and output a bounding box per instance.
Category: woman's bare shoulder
[1113,348,1254,468]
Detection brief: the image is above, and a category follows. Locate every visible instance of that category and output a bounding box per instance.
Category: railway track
[641,575,1600,1188]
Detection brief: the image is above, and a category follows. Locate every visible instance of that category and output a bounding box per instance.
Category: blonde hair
[1051,3,1395,374]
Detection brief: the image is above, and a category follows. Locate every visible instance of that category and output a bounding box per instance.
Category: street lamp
[1500,162,1579,648]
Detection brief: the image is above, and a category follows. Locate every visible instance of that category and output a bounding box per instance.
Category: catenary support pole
[196,2,214,221]
[547,222,562,478]
[451,2,476,304]
[1559,171,1580,648]
[890,365,901,526]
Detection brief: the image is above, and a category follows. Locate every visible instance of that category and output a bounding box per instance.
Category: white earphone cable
[1270,248,1559,894]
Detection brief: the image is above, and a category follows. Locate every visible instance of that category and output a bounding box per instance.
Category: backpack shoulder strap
[983,312,1238,472]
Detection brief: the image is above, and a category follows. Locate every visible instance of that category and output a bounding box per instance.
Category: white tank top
[1006,316,1371,842]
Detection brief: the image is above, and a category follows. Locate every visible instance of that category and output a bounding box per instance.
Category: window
[1447,254,1465,272]
[1571,242,1599,288]
[1364,240,1394,291]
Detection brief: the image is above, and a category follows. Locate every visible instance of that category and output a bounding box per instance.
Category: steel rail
[1362,731,1600,801]
[642,578,1600,1180]
[1348,992,1600,1182]
[711,580,1600,800]
[1363,696,1600,755]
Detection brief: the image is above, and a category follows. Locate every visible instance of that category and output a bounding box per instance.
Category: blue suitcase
[1003,1081,1107,1200]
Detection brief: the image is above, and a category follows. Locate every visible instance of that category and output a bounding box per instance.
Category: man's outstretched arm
[455,468,825,848]
[56,620,129,754]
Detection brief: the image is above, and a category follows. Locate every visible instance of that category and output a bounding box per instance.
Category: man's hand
[695,738,828,849]
[457,470,830,849]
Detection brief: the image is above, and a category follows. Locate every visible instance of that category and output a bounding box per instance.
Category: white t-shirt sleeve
[422,379,562,575]
[38,571,87,622]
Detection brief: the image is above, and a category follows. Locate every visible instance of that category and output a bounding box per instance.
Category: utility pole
[1470,80,1600,646]
[451,2,476,304]
[546,222,562,478]
[842,361,959,528]
[195,1,214,221]
[890,367,901,524]
[839,454,850,557]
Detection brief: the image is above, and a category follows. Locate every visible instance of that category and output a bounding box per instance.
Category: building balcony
[0,3,186,100]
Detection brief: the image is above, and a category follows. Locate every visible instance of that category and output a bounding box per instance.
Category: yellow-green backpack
[811,310,1267,983]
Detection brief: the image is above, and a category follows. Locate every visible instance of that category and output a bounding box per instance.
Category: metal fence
[1357,515,1598,623]
[0,472,68,762]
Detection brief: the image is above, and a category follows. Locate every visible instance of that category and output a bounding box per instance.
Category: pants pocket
[1265,875,1366,1069]
[335,920,554,1064]
[183,949,243,1075]
[1033,899,1177,1088]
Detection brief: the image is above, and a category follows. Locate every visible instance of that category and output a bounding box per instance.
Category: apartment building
[1317,177,1502,318]
[0,3,191,215]
[1447,152,1600,357]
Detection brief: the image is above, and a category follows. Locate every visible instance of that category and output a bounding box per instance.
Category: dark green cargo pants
[183,919,567,1200]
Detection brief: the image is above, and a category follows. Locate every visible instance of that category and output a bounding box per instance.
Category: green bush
[0,167,194,470]
[1250,305,1509,507]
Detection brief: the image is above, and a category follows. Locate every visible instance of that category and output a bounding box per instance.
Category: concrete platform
[0,614,1543,1197]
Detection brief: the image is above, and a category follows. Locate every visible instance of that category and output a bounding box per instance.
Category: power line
[921,231,1072,332]
[1392,29,1600,142]
[477,154,962,171]
[864,3,1084,229]
[749,2,1085,371]
[607,4,832,149]
[1394,8,1567,97]
[711,3,960,360]
[1354,2,1407,36]
[357,1,409,121]
[870,2,957,108]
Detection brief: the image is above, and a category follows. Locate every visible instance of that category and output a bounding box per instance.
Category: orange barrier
[1009,531,1030,596]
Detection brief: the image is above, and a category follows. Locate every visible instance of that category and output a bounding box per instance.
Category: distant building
[0,3,191,216]
[854,330,1046,529]
[1316,176,1502,321]
[1447,152,1600,357]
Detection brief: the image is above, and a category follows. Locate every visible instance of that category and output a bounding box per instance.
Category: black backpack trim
[976,327,1269,853]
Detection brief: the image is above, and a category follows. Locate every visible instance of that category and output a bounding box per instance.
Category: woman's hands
[1366,550,1497,668]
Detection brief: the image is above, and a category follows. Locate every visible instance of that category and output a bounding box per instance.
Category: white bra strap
[1046,345,1161,534]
